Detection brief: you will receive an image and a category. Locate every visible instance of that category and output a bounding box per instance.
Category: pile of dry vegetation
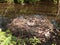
[7,15,59,43]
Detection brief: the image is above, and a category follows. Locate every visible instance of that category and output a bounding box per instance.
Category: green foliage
[5,0,14,4]
[17,0,40,5]
[16,37,41,45]
[0,29,58,45]
[0,0,57,5]
[1,36,11,45]
[29,37,41,45]
[0,29,41,45]
[18,0,24,5]
[0,29,16,45]
[53,0,57,4]
[17,38,26,45]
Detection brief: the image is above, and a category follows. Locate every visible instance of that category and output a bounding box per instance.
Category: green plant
[16,37,41,45]
[18,0,24,5]
[53,0,57,4]
[29,37,41,45]
[17,0,40,5]
[5,0,14,4]
[17,38,26,45]
[0,29,41,45]
[0,29,16,45]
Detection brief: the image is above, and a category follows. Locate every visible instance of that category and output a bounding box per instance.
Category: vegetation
[0,29,58,45]
[0,29,17,45]
[0,0,57,5]
[0,29,42,45]
[0,0,60,45]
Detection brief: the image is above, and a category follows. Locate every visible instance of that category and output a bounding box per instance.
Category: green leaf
[1,35,12,45]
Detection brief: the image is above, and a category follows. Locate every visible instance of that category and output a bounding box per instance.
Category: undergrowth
[0,28,57,45]
[0,29,41,45]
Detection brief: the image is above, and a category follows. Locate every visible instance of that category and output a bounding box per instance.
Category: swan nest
[7,15,58,42]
